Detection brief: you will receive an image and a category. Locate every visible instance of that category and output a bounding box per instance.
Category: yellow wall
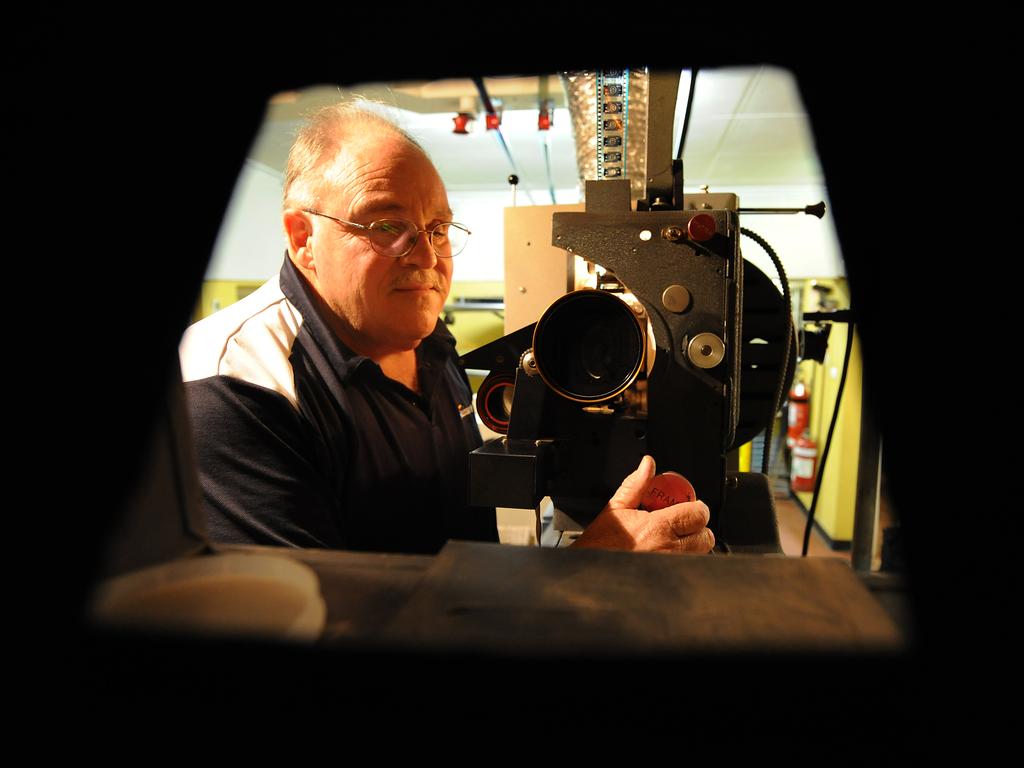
[193,280,266,323]
[444,281,505,392]
[445,281,505,355]
[792,278,862,544]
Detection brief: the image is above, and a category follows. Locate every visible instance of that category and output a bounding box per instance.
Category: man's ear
[283,209,315,271]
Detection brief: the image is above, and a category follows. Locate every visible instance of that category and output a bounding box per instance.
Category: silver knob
[687,333,725,369]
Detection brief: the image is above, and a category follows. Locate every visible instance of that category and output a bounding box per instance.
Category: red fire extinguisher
[787,381,810,449]
[790,433,818,493]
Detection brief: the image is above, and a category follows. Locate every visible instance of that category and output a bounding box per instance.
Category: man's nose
[400,230,439,269]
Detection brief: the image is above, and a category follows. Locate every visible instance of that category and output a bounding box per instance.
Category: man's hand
[571,456,715,554]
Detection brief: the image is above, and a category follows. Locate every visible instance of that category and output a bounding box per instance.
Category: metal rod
[739,201,826,218]
[443,302,506,312]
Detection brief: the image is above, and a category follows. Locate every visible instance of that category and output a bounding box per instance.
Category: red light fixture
[485,112,501,130]
[538,98,554,131]
[452,113,474,134]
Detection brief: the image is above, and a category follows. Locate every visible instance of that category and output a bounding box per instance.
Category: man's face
[305,133,454,355]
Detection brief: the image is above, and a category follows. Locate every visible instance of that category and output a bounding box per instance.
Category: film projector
[462,70,810,553]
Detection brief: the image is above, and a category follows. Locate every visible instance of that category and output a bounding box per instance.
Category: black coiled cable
[740,227,793,476]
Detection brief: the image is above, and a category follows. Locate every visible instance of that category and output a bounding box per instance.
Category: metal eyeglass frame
[302,209,471,258]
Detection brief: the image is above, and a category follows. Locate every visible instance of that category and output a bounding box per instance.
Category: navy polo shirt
[179,256,499,554]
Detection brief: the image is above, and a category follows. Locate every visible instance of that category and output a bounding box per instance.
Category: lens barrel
[532,290,645,403]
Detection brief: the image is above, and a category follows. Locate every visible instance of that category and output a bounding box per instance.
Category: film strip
[596,69,630,179]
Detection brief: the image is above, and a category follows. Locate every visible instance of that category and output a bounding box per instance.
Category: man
[180,102,714,555]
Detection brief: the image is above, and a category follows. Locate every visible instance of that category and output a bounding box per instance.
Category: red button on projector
[641,471,697,511]
[687,214,716,242]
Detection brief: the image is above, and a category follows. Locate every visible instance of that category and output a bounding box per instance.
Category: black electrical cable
[473,76,536,204]
[472,76,496,115]
[801,318,855,557]
[675,68,699,161]
[740,228,793,476]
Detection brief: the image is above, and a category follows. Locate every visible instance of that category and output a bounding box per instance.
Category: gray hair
[283,101,424,211]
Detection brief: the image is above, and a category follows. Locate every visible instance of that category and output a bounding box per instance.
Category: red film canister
[641,471,697,511]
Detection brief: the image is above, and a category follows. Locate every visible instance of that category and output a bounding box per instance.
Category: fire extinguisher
[790,433,818,493]
[787,380,810,448]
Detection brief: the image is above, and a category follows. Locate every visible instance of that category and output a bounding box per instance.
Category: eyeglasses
[303,209,470,258]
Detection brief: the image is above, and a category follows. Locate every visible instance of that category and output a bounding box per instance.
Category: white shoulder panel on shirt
[179,275,304,410]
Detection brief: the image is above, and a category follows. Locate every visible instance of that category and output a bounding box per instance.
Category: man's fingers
[659,500,711,537]
[676,526,715,554]
[605,455,656,511]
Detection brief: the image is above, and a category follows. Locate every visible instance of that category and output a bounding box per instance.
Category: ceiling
[244,66,826,197]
